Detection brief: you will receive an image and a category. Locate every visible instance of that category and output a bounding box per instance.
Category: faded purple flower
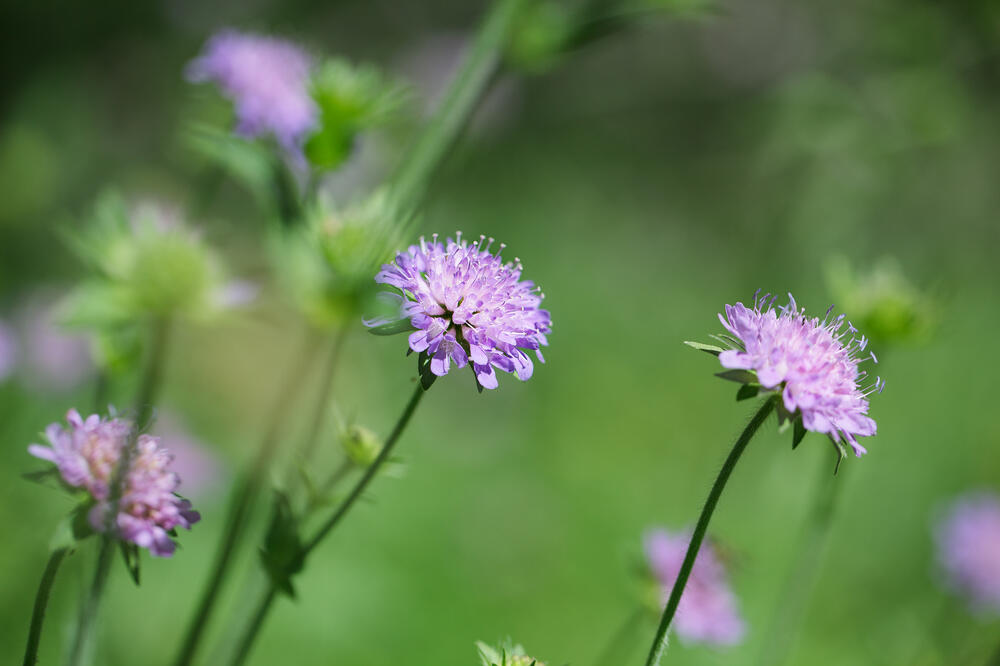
[187,29,317,152]
[718,291,882,456]
[18,295,93,391]
[0,320,17,382]
[644,529,745,646]
[28,409,200,557]
[152,413,224,499]
[370,233,551,389]
[935,492,1000,614]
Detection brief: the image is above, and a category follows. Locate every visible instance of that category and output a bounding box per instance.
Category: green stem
[756,450,843,666]
[228,384,428,666]
[172,332,321,666]
[644,396,777,666]
[289,327,350,477]
[388,0,528,225]
[68,318,171,666]
[22,547,69,666]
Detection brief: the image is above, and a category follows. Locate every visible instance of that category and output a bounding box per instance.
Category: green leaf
[120,542,141,586]
[832,439,848,474]
[792,419,807,449]
[736,384,760,401]
[260,491,306,598]
[683,340,725,356]
[715,369,757,384]
[366,319,415,336]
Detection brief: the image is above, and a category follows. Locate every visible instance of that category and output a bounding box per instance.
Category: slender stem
[988,637,1000,666]
[172,332,321,666]
[22,547,69,666]
[69,318,171,666]
[644,396,777,666]
[756,450,843,666]
[593,607,645,666]
[229,384,428,665]
[388,0,528,226]
[303,458,354,517]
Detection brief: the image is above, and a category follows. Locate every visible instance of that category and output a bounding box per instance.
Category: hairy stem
[644,396,777,666]
[229,384,427,665]
[22,547,69,666]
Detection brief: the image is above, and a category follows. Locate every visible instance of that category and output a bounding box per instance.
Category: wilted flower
[0,319,17,382]
[644,529,745,646]
[187,29,317,152]
[715,291,882,456]
[28,409,200,557]
[369,233,551,390]
[935,492,1000,614]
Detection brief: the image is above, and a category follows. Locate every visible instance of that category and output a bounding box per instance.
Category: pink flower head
[370,233,551,390]
[935,492,1000,614]
[28,410,200,557]
[718,291,882,456]
[187,29,317,152]
[644,529,746,646]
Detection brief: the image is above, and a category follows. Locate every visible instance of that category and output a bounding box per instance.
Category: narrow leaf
[684,340,725,356]
[715,369,757,384]
[366,319,415,336]
[736,384,760,401]
[792,419,807,449]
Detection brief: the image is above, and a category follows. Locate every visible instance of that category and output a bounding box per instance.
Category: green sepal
[259,491,305,598]
[792,419,807,449]
[120,542,141,586]
[366,319,415,336]
[736,384,760,401]
[683,340,725,356]
[417,351,438,390]
[22,467,63,490]
[715,369,757,384]
[831,439,849,474]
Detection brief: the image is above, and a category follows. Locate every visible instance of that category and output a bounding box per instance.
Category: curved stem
[69,317,171,666]
[22,547,69,666]
[173,331,321,666]
[228,384,428,665]
[757,449,843,666]
[644,396,777,666]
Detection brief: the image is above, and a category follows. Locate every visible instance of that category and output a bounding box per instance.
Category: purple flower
[935,492,1000,614]
[370,233,551,389]
[644,529,746,646]
[0,319,17,382]
[187,29,317,152]
[28,410,200,557]
[717,291,882,456]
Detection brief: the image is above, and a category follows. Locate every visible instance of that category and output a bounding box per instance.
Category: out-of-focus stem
[644,396,777,666]
[22,547,69,666]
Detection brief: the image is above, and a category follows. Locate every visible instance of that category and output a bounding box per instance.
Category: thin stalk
[228,384,428,666]
[303,458,354,517]
[22,547,69,666]
[69,318,171,666]
[644,396,777,666]
[388,0,528,225]
[594,607,645,666]
[756,450,843,666]
[173,331,321,666]
[289,326,350,476]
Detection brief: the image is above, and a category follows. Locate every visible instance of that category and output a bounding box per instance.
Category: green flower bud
[341,425,382,468]
[476,641,545,666]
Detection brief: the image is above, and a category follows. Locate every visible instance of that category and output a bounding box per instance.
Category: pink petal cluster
[372,233,551,389]
[935,492,1000,614]
[28,410,200,557]
[718,292,882,455]
[644,529,746,646]
[187,30,317,152]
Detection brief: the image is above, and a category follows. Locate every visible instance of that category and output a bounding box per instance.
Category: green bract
[476,641,544,666]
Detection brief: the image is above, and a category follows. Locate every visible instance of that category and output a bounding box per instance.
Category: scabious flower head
[644,528,745,646]
[28,409,200,557]
[187,29,317,152]
[717,291,882,456]
[371,233,551,390]
[476,641,545,666]
[935,492,1000,614]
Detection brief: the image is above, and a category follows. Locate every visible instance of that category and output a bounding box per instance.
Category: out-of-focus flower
[935,492,1000,614]
[643,529,745,646]
[28,409,201,557]
[187,29,317,153]
[0,320,17,382]
[152,413,224,500]
[341,425,382,467]
[713,291,882,456]
[15,294,93,391]
[476,641,545,666]
[369,233,551,390]
[825,256,936,347]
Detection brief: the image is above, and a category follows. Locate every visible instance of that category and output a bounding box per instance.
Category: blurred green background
[2,0,1000,664]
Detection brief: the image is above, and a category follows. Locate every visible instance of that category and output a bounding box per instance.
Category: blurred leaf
[684,340,724,355]
[736,384,760,401]
[792,418,807,449]
[260,491,305,598]
[366,319,414,336]
[715,369,756,383]
[120,542,141,586]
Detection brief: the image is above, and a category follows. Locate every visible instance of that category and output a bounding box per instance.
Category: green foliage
[341,425,383,468]
[475,640,543,666]
[304,60,408,170]
[260,491,306,598]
